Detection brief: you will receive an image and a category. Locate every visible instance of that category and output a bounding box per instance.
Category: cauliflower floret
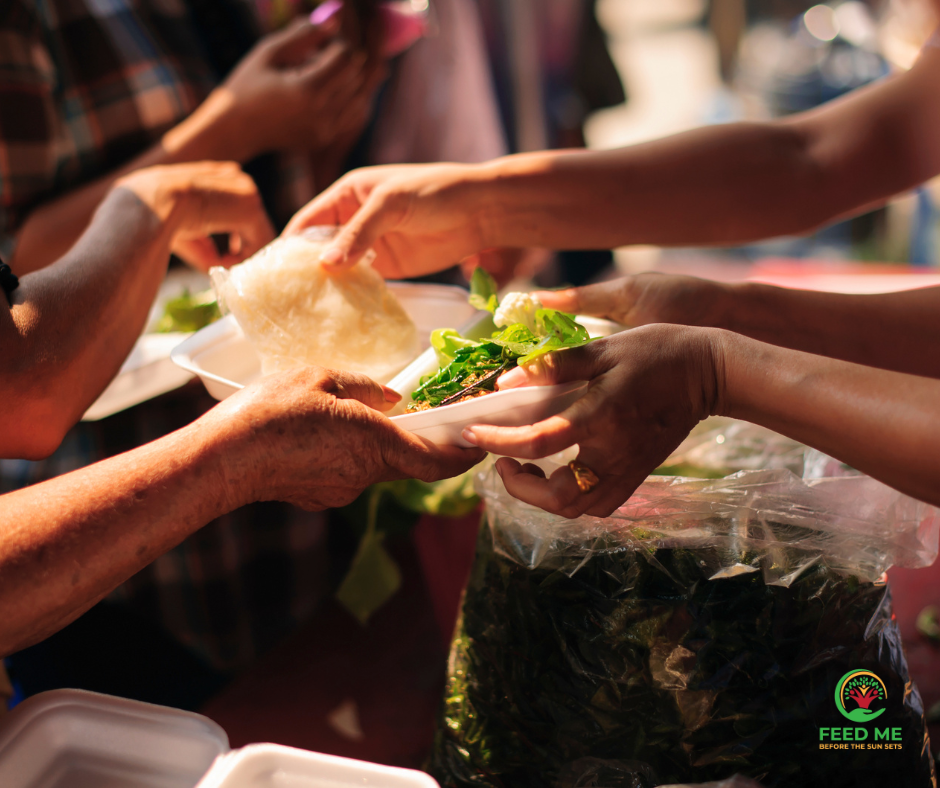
[493,292,542,333]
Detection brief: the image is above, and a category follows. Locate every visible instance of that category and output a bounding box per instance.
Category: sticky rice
[211,227,419,382]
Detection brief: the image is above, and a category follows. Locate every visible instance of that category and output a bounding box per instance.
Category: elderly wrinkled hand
[461,325,723,518]
[209,366,486,511]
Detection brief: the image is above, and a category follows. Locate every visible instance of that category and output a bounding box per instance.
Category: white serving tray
[383,313,623,447]
[82,269,212,421]
[171,282,478,400]
[196,744,440,788]
[0,689,439,788]
[173,294,624,447]
[0,689,229,788]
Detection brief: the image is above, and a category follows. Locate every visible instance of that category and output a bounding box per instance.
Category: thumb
[536,280,627,320]
[497,342,611,390]
[318,189,400,269]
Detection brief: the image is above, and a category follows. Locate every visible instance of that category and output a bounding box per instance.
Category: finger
[267,18,339,65]
[315,368,389,411]
[317,188,404,269]
[536,280,628,319]
[382,424,487,483]
[497,341,611,390]
[296,40,359,90]
[520,462,546,478]
[283,175,368,235]
[496,459,585,517]
[172,237,222,271]
[464,415,579,460]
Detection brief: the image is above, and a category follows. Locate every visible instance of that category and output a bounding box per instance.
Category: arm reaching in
[285,37,940,277]
[0,161,273,459]
[536,274,940,379]
[10,17,381,274]
[0,366,483,657]
[460,327,940,517]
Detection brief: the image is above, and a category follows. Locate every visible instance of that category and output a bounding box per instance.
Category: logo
[834,669,887,722]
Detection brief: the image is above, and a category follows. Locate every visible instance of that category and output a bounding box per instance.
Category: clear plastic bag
[210,227,419,382]
[428,453,939,788]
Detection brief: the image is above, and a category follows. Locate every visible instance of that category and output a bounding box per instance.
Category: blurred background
[502,0,940,286]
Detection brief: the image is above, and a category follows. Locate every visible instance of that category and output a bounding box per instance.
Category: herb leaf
[468,267,499,314]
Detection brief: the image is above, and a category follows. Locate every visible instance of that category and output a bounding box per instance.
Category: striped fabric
[0,0,216,257]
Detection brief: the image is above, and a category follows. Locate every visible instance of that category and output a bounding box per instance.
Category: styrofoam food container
[171,282,478,401]
[384,313,624,447]
[82,269,212,421]
[0,689,440,788]
[195,743,440,788]
[0,689,228,788]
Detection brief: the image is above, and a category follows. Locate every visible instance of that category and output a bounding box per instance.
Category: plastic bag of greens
[428,457,939,788]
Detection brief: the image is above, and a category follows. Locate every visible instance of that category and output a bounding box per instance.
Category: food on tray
[210,227,419,382]
[154,288,221,333]
[408,269,594,411]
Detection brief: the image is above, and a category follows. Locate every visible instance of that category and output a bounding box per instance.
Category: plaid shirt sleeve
[0,2,59,259]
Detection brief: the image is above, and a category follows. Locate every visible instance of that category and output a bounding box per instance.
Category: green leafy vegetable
[411,281,594,410]
[430,527,935,788]
[154,288,221,333]
[335,472,482,624]
[468,267,499,314]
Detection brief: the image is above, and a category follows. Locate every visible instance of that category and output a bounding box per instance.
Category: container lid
[0,689,229,788]
[196,743,440,788]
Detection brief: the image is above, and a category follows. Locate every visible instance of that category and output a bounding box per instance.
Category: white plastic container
[196,744,440,788]
[172,282,478,400]
[0,690,440,788]
[172,288,625,447]
[383,312,623,447]
[0,689,228,788]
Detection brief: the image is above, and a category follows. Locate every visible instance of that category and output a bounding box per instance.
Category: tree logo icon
[835,670,887,722]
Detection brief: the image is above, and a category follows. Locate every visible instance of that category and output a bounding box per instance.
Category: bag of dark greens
[429,441,939,788]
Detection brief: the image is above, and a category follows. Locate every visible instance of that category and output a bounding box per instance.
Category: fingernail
[495,461,504,478]
[320,246,345,267]
[462,428,478,445]
[382,386,402,403]
[496,367,527,390]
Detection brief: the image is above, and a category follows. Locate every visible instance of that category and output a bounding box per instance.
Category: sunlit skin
[0,165,482,657]
[285,30,940,515]
[11,16,385,275]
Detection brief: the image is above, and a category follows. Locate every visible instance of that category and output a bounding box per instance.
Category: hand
[212,366,486,511]
[536,273,732,329]
[220,18,382,158]
[115,162,275,271]
[284,162,489,278]
[461,325,723,518]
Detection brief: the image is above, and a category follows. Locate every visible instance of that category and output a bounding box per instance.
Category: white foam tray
[172,291,624,447]
[171,282,477,400]
[82,269,213,421]
[0,689,439,788]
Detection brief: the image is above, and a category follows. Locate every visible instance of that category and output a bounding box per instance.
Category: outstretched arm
[8,17,378,274]
[0,162,273,459]
[537,275,940,380]
[461,326,940,518]
[285,38,940,276]
[0,367,483,657]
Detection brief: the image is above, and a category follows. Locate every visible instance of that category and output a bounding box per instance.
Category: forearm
[2,188,174,456]
[717,284,940,378]
[11,90,246,275]
[475,54,940,252]
[715,330,940,506]
[0,413,249,656]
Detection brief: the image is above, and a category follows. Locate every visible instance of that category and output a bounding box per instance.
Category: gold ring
[568,460,599,494]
